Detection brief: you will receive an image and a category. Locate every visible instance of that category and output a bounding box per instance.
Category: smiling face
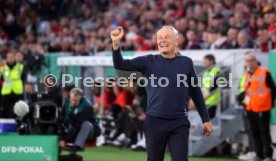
[156,27,178,55]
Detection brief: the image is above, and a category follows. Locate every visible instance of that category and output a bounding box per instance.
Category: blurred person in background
[59,88,101,151]
[41,74,62,108]
[201,31,211,49]
[233,10,248,29]
[0,51,26,118]
[15,51,25,64]
[107,81,134,146]
[202,54,222,119]
[242,52,275,161]
[256,26,270,52]
[236,65,258,161]
[208,28,228,49]
[226,26,240,49]
[110,82,134,119]
[269,30,276,49]
[0,58,6,115]
[129,81,147,150]
[92,85,102,114]
[73,39,88,56]
[92,83,116,114]
[186,30,201,49]
[24,82,34,104]
[0,0,276,53]
[237,30,254,49]
[61,84,75,111]
[22,44,46,82]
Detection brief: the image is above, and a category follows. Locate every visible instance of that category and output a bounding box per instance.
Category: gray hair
[70,87,83,98]
[244,51,257,60]
[238,30,250,40]
[157,26,179,39]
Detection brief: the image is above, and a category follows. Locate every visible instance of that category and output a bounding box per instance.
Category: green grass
[72,146,239,161]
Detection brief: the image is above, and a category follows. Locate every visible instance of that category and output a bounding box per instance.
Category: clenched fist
[110,26,124,50]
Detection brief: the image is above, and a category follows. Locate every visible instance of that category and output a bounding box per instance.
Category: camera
[16,93,59,135]
[33,100,58,124]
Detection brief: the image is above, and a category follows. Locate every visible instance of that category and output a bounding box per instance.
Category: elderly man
[59,88,100,150]
[237,30,254,49]
[110,26,212,161]
[243,52,275,161]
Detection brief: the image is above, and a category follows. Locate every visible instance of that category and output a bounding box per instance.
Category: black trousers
[207,105,217,119]
[247,111,273,159]
[1,93,23,118]
[242,111,255,152]
[144,115,190,161]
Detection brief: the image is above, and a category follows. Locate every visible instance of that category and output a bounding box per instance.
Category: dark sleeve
[112,48,146,72]
[265,72,276,105]
[189,59,210,123]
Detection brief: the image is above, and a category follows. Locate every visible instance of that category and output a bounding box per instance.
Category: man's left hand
[202,121,213,136]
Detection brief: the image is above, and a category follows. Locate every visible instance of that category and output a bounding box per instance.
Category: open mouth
[159,43,169,48]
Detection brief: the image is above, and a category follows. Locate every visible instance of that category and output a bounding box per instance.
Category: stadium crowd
[0,0,276,57]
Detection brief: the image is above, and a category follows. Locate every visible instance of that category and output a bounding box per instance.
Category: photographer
[59,88,100,150]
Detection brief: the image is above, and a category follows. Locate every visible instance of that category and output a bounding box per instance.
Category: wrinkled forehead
[157,27,176,37]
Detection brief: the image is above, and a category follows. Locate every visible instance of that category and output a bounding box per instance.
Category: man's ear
[175,37,179,47]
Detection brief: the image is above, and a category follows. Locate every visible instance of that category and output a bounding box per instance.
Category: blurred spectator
[110,83,134,119]
[0,0,275,53]
[93,85,116,114]
[270,30,276,49]
[233,10,248,29]
[15,51,24,64]
[209,28,228,49]
[73,39,88,56]
[186,30,201,49]
[23,44,46,75]
[44,84,62,108]
[256,26,270,52]
[0,0,276,55]
[201,31,211,49]
[61,84,75,109]
[24,82,34,104]
[226,26,240,49]
[237,30,254,48]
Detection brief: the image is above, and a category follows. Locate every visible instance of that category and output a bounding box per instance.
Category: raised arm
[110,26,146,72]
